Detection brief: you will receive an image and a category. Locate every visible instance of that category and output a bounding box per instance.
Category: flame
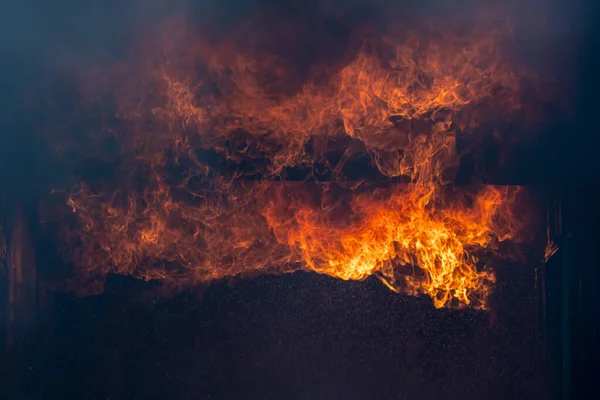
[53,13,534,308]
[262,183,520,308]
[65,180,518,308]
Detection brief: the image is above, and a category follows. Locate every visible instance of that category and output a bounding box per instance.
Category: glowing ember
[52,12,537,309]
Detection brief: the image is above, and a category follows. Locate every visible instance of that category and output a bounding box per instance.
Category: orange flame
[65,180,519,308]
[56,13,533,308]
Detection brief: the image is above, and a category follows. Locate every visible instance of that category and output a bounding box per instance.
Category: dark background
[1,0,599,399]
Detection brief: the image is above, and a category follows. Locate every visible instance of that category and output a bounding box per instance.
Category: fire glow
[56,12,540,309]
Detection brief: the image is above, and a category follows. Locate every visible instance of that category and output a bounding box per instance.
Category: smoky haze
[0,0,586,72]
[0,0,588,200]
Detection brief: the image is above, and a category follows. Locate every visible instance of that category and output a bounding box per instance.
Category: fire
[65,180,517,308]
[53,12,535,309]
[262,183,519,308]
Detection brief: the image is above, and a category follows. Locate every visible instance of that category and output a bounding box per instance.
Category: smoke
[0,0,582,82]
